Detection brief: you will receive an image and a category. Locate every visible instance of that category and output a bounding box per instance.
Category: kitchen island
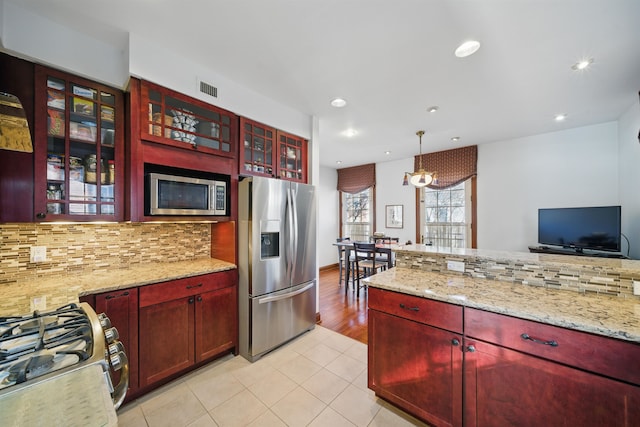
[365,246,640,427]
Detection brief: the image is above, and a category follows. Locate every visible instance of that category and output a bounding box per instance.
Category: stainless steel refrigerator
[238,176,317,362]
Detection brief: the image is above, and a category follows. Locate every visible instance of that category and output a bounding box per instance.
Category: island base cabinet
[368,309,463,427]
[464,340,640,427]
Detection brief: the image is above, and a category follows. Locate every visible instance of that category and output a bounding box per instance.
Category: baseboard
[320,263,338,272]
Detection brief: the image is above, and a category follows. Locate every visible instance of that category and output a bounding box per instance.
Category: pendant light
[403,130,436,187]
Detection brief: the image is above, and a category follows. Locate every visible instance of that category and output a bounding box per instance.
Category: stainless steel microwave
[147,172,226,216]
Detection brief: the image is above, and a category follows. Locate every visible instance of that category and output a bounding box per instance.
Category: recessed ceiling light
[554,114,567,122]
[336,160,342,165]
[571,58,594,71]
[451,137,460,142]
[330,98,347,108]
[384,151,391,155]
[455,40,481,58]
[427,106,439,113]
[343,129,357,137]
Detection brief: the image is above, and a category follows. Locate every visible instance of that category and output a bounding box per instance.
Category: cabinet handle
[186,283,203,289]
[36,212,47,219]
[197,296,202,302]
[521,333,558,347]
[399,303,419,312]
[188,297,195,304]
[466,345,476,352]
[451,339,460,346]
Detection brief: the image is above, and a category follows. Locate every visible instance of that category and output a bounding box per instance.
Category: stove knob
[98,313,112,329]
[108,341,125,356]
[109,351,125,371]
[104,327,120,343]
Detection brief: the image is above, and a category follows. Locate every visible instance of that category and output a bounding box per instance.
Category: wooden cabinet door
[34,65,124,221]
[463,339,640,427]
[239,117,276,178]
[276,130,307,183]
[194,285,237,362]
[368,309,463,427]
[95,288,139,393]
[139,296,195,388]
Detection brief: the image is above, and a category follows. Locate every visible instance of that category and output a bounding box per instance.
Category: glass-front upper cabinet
[276,130,307,183]
[239,117,308,183]
[239,117,276,177]
[139,80,236,158]
[34,66,124,221]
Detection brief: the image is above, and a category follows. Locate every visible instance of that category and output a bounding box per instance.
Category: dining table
[333,240,400,288]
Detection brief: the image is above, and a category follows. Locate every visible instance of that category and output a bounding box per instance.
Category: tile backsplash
[0,223,211,284]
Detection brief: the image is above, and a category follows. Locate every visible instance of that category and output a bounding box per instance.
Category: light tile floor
[117,326,429,427]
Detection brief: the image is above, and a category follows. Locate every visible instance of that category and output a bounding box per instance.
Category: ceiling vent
[198,80,218,98]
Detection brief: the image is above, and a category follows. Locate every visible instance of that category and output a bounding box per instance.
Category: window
[342,188,373,241]
[420,180,471,248]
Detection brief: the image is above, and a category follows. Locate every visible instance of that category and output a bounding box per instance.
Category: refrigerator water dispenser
[261,232,279,258]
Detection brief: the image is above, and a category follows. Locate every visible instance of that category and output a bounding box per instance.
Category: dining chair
[352,242,386,297]
[374,237,399,266]
[336,237,352,287]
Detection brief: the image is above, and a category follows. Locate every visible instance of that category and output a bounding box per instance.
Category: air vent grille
[199,81,218,98]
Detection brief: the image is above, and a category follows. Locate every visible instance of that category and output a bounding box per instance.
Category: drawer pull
[186,283,203,289]
[521,333,558,347]
[399,303,419,312]
[466,345,476,353]
[451,338,460,346]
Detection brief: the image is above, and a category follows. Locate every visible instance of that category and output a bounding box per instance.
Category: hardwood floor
[318,266,369,344]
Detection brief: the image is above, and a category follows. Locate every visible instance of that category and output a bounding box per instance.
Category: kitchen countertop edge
[2,258,237,316]
[365,268,640,344]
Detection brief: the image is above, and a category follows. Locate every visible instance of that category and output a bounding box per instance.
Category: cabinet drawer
[465,308,640,386]
[139,270,236,307]
[368,287,463,333]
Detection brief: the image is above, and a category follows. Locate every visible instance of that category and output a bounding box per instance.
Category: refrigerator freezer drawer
[243,281,316,361]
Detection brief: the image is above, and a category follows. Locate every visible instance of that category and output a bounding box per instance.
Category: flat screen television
[538,206,621,253]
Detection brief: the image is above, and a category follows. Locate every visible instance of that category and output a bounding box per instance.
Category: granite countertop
[365,267,640,343]
[1,258,236,317]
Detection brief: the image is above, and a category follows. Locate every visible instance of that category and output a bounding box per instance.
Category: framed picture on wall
[385,205,403,229]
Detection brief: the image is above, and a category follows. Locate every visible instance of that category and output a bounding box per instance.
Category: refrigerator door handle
[257,282,315,304]
[291,186,299,272]
[286,187,295,282]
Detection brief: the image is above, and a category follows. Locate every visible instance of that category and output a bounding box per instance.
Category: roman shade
[415,145,477,189]
[337,163,376,194]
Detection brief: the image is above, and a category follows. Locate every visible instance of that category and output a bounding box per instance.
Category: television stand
[528,245,627,259]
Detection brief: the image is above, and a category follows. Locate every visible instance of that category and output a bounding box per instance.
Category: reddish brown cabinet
[239,117,308,183]
[463,308,640,427]
[127,78,238,222]
[367,288,463,427]
[95,288,139,395]
[34,65,124,221]
[138,270,237,388]
[368,290,640,427]
[137,80,236,158]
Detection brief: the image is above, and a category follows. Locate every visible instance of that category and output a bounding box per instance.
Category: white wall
[477,122,620,252]
[375,158,416,245]
[618,100,640,259]
[318,166,339,268]
[318,121,629,262]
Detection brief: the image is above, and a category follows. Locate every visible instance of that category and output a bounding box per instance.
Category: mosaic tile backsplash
[394,246,640,298]
[0,223,211,285]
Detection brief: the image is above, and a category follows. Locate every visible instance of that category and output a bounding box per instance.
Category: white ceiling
[10,0,640,169]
